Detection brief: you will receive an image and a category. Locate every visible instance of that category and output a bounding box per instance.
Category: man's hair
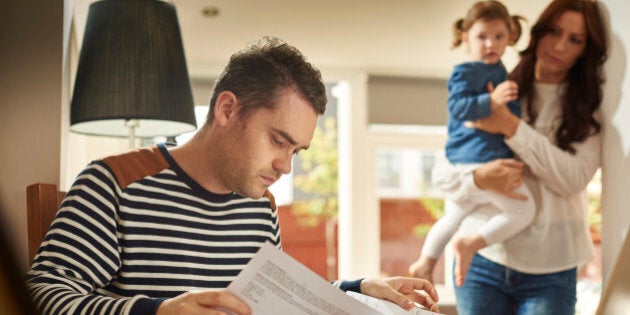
[208,36,327,121]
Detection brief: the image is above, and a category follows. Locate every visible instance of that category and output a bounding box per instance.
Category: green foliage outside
[291,117,338,226]
[291,116,338,280]
[412,197,444,239]
[588,194,602,235]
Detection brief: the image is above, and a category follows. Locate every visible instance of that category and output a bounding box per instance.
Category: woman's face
[535,10,587,83]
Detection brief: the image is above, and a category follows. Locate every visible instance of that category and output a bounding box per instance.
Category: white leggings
[421,167,535,259]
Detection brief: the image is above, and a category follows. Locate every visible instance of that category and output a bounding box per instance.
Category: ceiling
[73,0,548,79]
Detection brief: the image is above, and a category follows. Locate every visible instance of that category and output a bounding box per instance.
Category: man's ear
[213,91,238,126]
[462,31,469,45]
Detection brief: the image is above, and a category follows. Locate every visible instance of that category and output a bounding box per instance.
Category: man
[27,37,439,314]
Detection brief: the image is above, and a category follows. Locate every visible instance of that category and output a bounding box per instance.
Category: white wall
[600,0,630,282]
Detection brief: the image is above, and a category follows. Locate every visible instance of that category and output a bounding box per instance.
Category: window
[369,125,449,281]
[376,148,440,198]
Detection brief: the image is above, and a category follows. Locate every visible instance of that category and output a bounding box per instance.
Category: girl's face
[535,10,587,83]
[464,18,511,64]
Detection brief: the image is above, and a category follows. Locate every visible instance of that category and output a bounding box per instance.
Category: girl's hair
[510,0,607,154]
[452,0,526,48]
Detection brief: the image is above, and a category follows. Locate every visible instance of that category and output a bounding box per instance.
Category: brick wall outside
[278,198,443,282]
[278,197,601,287]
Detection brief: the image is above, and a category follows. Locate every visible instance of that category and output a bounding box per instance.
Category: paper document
[226,242,441,315]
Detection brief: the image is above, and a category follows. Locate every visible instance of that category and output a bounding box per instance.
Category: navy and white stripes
[26,146,281,314]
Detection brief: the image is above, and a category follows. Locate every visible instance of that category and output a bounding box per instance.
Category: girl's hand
[466,81,520,137]
[488,81,519,109]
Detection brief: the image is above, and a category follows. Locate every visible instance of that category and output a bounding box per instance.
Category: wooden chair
[26,183,66,264]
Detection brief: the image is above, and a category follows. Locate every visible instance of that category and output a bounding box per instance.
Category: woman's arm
[506,121,600,196]
[432,155,527,202]
[463,104,519,138]
[466,104,600,196]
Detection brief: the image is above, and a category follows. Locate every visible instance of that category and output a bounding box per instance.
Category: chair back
[26,183,65,264]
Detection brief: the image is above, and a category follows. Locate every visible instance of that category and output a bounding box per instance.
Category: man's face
[220,88,319,199]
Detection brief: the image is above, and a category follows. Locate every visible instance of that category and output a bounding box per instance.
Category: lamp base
[125,119,139,149]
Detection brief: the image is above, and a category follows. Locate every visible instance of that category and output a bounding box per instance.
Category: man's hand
[157,290,251,315]
[473,159,528,200]
[360,276,440,313]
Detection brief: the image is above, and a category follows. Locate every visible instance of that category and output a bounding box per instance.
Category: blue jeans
[454,254,577,315]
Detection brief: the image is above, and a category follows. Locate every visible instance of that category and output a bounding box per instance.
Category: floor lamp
[70,0,196,148]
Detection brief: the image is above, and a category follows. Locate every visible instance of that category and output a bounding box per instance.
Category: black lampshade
[70,0,197,138]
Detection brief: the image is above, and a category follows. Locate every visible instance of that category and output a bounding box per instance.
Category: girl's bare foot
[453,235,486,287]
[408,256,437,284]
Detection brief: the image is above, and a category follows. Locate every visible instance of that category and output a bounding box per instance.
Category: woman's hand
[465,105,520,137]
[360,277,440,313]
[473,159,528,200]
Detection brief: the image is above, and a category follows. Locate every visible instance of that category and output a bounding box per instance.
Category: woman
[431,0,607,314]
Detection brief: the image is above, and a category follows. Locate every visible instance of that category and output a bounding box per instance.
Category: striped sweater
[26,144,282,314]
